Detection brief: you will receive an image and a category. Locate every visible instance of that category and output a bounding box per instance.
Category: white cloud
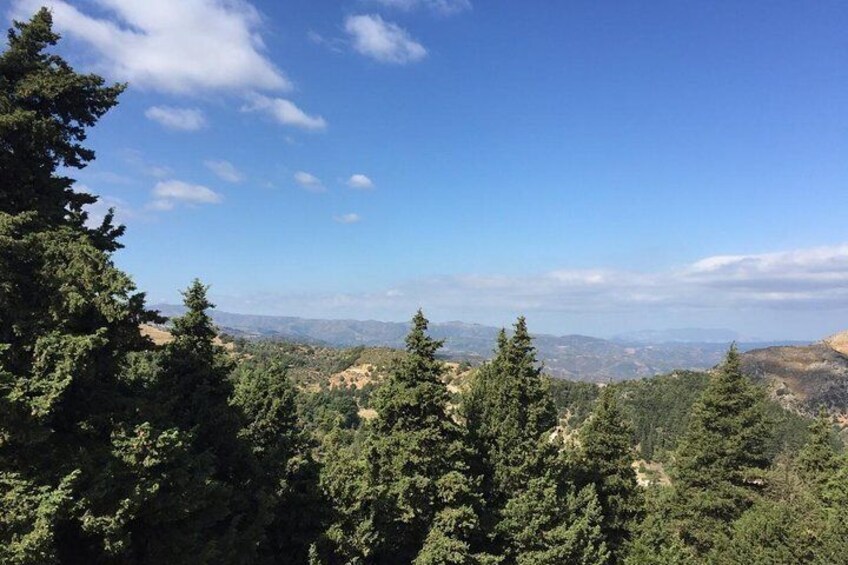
[372,0,472,16]
[308,30,345,53]
[423,244,848,312]
[150,179,222,210]
[204,160,244,183]
[347,174,375,190]
[242,93,327,131]
[344,14,427,64]
[220,243,848,331]
[334,213,362,224]
[293,171,324,192]
[145,106,207,131]
[13,0,290,94]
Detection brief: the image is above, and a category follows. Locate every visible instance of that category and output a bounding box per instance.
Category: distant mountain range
[152,305,807,382]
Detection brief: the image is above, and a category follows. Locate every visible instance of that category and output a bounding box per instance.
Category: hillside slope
[742,334,848,422]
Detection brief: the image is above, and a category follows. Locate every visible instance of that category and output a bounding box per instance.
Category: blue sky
[7,0,848,339]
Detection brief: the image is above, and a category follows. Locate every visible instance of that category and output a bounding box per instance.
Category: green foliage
[670,346,773,554]
[497,465,610,565]
[463,319,620,563]
[615,372,711,461]
[796,409,840,493]
[761,397,813,462]
[231,356,326,563]
[711,497,828,564]
[547,379,600,428]
[578,387,642,561]
[0,10,159,562]
[297,387,362,437]
[0,8,124,228]
[0,470,77,565]
[706,453,848,564]
[624,487,695,565]
[113,283,266,564]
[464,319,557,513]
[2,13,847,563]
[321,311,483,563]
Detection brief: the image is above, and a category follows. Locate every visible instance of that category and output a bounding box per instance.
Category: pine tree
[148,281,269,563]
[0,10,159,563]
[322,310,484,563]
[624,487,695,565]
[497,462,610,565]
[795,408,839,494]
[820,455,848,560]
[232,356,326,563]
[463,318,557,551]
[578,387,642,562]
[669,345,772,554]
[463,318,614,563]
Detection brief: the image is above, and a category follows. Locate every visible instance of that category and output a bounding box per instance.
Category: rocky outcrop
[742,338,848,422]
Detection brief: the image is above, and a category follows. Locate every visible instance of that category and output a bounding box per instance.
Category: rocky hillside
[742,331,848,423]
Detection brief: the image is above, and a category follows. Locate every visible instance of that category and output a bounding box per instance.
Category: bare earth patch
[632,460,671,487]
[140,324,234,351]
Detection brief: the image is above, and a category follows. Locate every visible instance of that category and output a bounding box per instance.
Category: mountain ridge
[151,304,806,381]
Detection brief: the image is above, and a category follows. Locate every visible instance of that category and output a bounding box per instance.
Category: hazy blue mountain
[152,305,807,382]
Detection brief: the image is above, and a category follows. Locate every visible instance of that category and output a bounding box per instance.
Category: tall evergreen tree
[0,10,159,563]
[578,387,642,562]
[231,356,326,563]
[322,310,483,563]
[670,345,772,554]
[820,454,848,560]
[465,318,613,563]
[795,408,840,494]
[149,281,269,563]
[464,319,557,537]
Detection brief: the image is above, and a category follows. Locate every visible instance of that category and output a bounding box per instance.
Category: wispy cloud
[150,180,222,210]
[145,106,207,131]
[347,174,375,189]
[212,244,848,337]
[344,14,427,64]
[334,213,362,224]
[241,94,327,131]
[12,0,290,95]
[294,171,324,192]
[372,0,472,16]
[308,30,346,53]
[413,244,848,312]
[204,160,244,183]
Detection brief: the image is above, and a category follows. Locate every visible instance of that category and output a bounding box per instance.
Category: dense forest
[2,10,847,564]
